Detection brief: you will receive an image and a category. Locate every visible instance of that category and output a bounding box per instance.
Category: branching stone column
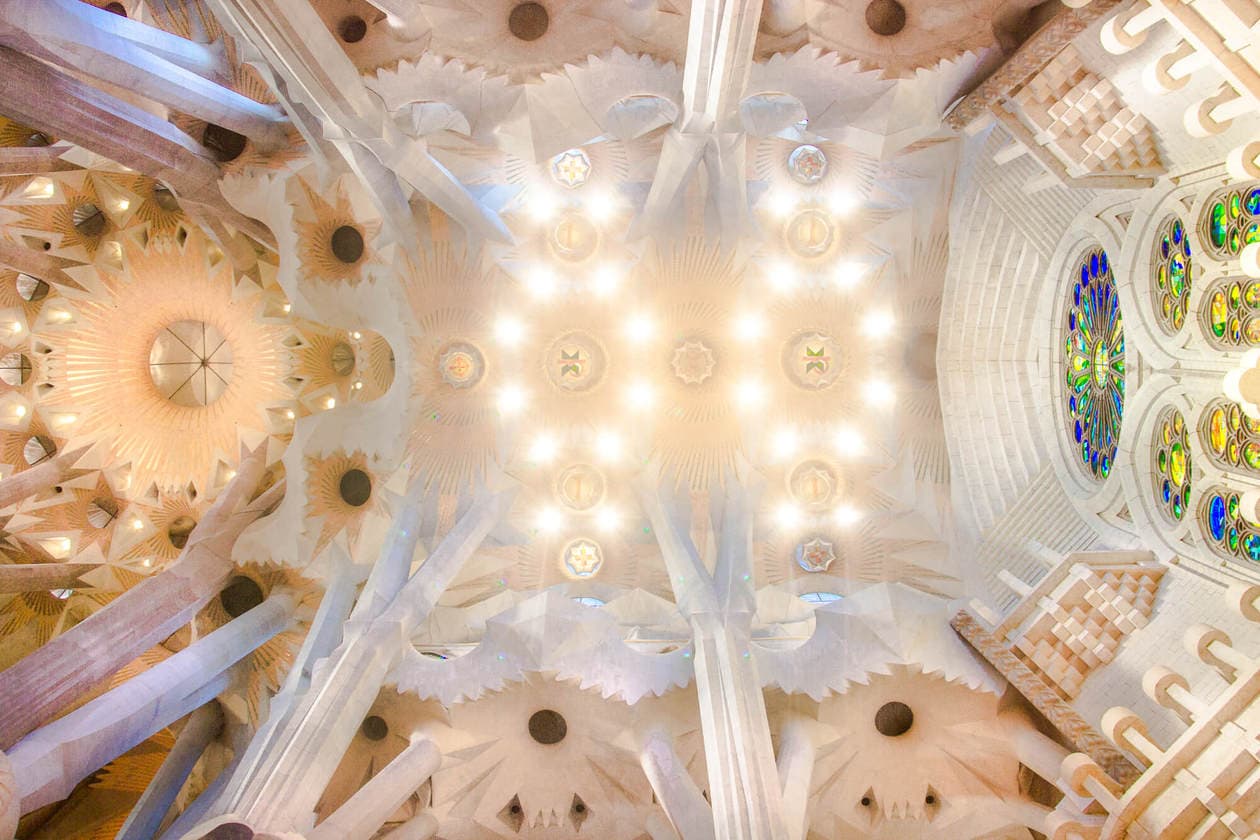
[0,443,279,748]
[640,730,716,840]
[204,0,510,246]
[195,487,512,837]
[0,46,274,251]
[306,737,440,840]
[117,702,225,840]
[8,588,295,813]
[638,473,787,839]
[0,0,288,150]
[0,443,90,511]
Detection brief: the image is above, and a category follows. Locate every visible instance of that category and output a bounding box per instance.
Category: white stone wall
[1072,562,1256,747]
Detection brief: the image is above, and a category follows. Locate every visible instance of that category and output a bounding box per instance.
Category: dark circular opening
[41,241,51,251]
[509,803,522,815]
[330,341,356,377]
[167,515,197,550]
[53,485,63,494]
[861,796,872,807]
[574,802,585,813]
[338,15,367,42]
[361,714,388,741]
[103,2,128,15]
[339,468,372,507]
[202,824,254,840]
[72,203,107,237]
[874,701,914,737]
[22,131,51,148]
[528,709,567,744]
[220,575,264,618]
[508,2,549,40]
[925,794,936,805]
[17,274,49,302]
[202,124,247,163]
[865,0,906,35]
[330,225,364,264]
[153,183,181,212]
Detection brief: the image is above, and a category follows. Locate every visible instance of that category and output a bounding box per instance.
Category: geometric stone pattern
[1012,46,1164,178]
[1012,564,1164,699]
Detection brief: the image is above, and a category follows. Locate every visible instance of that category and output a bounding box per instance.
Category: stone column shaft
[116,702,224,840]
[0,445,274,748]
[0,562,98,593]
[202,489,510,836]
[776,716,814,840]
[0,46,273,247]
[641,731,715,840]
[0,444,89,510]
[0,0,288,149]
[307,738,440,840]
[10,590,293,813]
[379,812,439,840]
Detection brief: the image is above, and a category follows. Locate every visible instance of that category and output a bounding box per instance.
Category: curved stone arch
[1114,376,1220,567]
[1035,208,1133,538]
[1109,181,1203,369]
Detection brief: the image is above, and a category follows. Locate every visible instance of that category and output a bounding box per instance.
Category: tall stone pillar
[0,444,278,748]
[638,474,787,840]
[0,443,90,511]
[194,488,511,837]
[9,589,295,813]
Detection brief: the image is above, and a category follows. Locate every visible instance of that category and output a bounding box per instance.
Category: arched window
[1153,407,1191,522]
[1201,277,1260,347]
[1200,399,1260,473]
[1199,486,1260,565]
[1063,246,1124,479]
[1199,182,1260,259]
[1151,215,1191,333]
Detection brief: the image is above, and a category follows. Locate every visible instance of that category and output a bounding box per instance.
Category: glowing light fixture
[495,315,525,345]
[774,501,803,530]
[732,312,765,341]
[595,430,622,462]
[529,433,559,463]
[862,308,895,337]
[771,426,800,460]
[497,383,527,415]
[625,380,655,411]
[535,506,563,533]
[834,424,865,454]
[834,504,862,528]
[625,314,654,343]
[863,380,896,408]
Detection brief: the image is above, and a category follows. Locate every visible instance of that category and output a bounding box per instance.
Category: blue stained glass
[1090,253,1100,277]
[1162,480,1171,503]
[1173,220,1183,244]
[1208,494,1227,540]
[1246,188,1260,216]
[1064,247,1123,481]
[1245,533,1260,563]
[1081,265,1090,285]
[1100,252,1109,273]
[1074,420,1082,442]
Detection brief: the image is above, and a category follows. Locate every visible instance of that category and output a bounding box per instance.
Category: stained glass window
[1200,487,1260,565]
[1200,183,1260,259]
[1152,216,1191,332]
[1202,277,1260,347]
[799,591,843,604]
[1154,408,1191,522]
[1201,400,1260,473]
[1063,246,1124,479]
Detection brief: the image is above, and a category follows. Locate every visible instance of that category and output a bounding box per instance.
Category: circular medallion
[544,331,606,392]
[785,209,834,258]
[437,341,485,389]
[795,536,835,572]
[549,213,599,262]
[788,460,840,510]
[670,338,717,385]
[782,330,842,390]
[787,144,828,185]
[562,538,603,578]
[149,320,234,407]
[550,148,591,189]
[555,463,606,511]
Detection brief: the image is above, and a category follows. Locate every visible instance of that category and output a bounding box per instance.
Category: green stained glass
[1155,408,1190,525]
[1153,216,1190,335]
[1063,246,1123,480]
